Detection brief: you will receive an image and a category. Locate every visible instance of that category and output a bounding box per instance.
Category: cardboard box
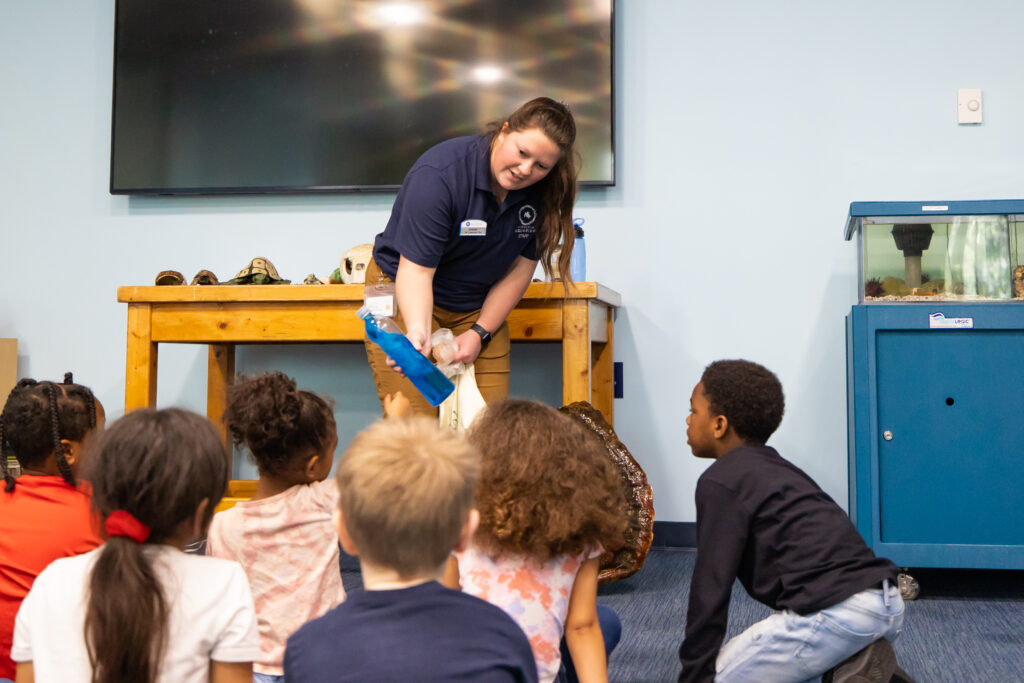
[0,338,15,407]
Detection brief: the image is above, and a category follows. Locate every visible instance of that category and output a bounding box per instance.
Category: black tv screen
[110,0,614,195]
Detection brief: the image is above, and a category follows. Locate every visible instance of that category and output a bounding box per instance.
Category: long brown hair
[468,399,627,563]
[489,97,580,283]
[84,408,228,683]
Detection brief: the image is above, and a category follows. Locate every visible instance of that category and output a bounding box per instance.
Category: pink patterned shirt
[207,480,345,675]
[455,545,601,683]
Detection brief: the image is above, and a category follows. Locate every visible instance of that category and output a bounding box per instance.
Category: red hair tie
[104,510,151,543]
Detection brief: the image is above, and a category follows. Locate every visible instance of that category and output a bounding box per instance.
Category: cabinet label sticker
[928,312,973,329]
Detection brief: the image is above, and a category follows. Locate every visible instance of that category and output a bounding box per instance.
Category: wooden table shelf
[118,282,621,458]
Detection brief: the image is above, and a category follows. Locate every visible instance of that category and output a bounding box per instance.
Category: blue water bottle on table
[570,217,586,281]
[358,306,455,406]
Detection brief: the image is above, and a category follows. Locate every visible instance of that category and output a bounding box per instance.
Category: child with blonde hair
[205,372,343,682]
[285,416,537,682]
[450,399,628,683]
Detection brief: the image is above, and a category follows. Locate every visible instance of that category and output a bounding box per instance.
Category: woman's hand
[385,329,432,376]
[453,329,483,365]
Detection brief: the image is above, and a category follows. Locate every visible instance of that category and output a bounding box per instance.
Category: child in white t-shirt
[12,407,259,683]
[206,372,345,683]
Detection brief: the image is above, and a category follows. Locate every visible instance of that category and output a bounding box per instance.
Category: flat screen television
[110,0,614,195]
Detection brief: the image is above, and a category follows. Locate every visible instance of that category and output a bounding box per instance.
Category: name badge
[460,219,487,236]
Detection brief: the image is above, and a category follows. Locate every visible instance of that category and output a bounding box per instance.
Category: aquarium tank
[845,201,1024,302]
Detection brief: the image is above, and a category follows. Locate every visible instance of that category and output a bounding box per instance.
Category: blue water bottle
[358,306,455,406]
[570,217,586,281]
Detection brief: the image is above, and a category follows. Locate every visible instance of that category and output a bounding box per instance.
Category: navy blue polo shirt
[373,135,541,312]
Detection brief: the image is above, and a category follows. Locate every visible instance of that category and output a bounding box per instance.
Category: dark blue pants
[557,604,622,683]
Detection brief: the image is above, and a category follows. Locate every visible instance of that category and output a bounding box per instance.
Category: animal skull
[340,244,373,284]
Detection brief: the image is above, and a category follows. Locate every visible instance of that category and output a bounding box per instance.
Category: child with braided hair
[11,407,259,683]
[0,374,104,681]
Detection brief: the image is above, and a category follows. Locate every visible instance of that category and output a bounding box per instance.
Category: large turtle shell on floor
[560,401,654,584]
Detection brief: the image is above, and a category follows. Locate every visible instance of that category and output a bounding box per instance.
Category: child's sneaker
[822,638,901,682]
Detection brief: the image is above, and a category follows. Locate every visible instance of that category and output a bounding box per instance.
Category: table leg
[562,300,591,406]
[125,303,157,412]
[590,306,614,425]
[208,344,236,468]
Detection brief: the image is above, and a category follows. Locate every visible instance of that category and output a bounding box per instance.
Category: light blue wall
[3,1,1023,521]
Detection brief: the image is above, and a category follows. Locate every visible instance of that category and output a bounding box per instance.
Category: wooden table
[118,283,621,457]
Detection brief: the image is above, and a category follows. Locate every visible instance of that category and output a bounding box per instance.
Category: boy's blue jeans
[715,580,905,683]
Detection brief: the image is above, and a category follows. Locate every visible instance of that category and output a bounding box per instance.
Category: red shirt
[0,475,101,678]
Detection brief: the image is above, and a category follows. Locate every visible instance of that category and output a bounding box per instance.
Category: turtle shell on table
[560,401,654,584]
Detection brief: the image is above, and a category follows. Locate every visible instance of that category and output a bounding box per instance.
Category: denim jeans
[253,673,284,683]
[557,604,622,683]
[715,580,905,683]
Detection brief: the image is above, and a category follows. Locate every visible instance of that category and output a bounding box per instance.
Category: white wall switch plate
[957,88,982,124]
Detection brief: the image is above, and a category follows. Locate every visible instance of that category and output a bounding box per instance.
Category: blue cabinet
[845,200,1024,570]
[847,303,1024,569]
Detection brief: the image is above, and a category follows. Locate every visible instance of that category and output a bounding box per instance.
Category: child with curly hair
[448,399,628,683]
[205,372,343,683]
[0,374,104,681]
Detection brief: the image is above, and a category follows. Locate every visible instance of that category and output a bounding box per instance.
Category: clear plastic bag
[432,328,487,433]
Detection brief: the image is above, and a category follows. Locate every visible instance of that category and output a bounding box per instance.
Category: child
[0,375,104,681]
[451,399,629,683]
[11,407,259,683]
[205,372,344,682]
[284,416,538,682]
[679,360,907,683]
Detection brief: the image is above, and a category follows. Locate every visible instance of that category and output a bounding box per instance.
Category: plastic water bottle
[358,306,455,406]
[570,217,586,282]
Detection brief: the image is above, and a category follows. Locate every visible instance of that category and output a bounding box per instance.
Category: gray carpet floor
[340,548,1023,682]
[597,549,1024,683]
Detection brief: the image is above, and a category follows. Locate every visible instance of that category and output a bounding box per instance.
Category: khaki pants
[364,259,510,417]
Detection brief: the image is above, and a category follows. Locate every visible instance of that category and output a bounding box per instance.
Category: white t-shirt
[11,546,259,683]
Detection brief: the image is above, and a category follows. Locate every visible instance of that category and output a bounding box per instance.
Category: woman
[365,97,580,415]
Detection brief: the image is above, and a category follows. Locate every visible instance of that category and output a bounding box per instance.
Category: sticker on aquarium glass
[928,312,973,329]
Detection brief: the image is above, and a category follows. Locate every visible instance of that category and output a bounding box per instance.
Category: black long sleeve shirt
[678,445,897,683]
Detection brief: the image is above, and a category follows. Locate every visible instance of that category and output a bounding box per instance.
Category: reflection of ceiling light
[471,65,504,84]
[374,3,425,26]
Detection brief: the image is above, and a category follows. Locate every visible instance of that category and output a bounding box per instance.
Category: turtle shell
[560,401,654,584]
[233,257,283,282]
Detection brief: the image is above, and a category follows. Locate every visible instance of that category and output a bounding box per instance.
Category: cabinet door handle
[882,430,894,441]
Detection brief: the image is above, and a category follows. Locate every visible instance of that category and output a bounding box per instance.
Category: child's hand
[383,391,412,419]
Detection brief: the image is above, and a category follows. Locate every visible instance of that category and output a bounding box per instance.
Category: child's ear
[303,453,321,480]
[190,498,211,539]
[453,509,480,553]
[711,414,730,440]
[334,508,359,556]
[59,439,79,466]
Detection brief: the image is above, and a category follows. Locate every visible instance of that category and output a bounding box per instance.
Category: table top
[118,282,621,307]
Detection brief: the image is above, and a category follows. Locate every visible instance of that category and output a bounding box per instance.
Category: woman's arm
[395,256,437,358]
[563,558,607,683]
[453,255,537,364]
[210,660,253,683]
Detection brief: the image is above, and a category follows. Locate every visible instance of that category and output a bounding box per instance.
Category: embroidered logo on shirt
[519,204,537,226]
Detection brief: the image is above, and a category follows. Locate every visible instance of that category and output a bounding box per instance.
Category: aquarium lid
[844,199,1024,240]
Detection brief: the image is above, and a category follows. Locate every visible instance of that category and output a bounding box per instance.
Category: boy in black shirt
[679,360,909,683]
[285,416,537,683]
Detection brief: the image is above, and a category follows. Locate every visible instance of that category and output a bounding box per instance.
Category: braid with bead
[43,381,77,487]
[1,406,13,492]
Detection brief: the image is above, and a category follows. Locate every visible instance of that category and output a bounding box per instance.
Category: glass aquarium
[845,201,1024,303]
